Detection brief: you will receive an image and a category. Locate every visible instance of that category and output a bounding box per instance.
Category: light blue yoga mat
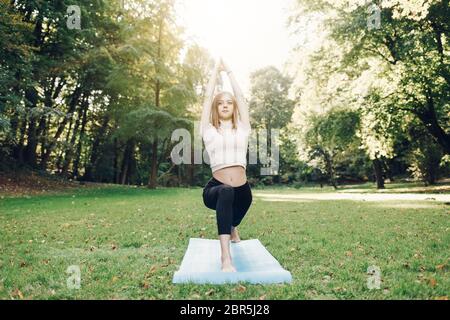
[172,238,292,284]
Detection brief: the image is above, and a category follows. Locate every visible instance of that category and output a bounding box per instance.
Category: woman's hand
[216,57,226,73]
[220,58,231,74]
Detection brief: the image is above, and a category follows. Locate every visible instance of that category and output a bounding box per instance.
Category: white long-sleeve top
[200,119,251,173]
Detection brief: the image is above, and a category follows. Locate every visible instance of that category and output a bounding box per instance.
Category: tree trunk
[40,86,82,169]
[57,110,76,174]
[414,88,450,155]
[61,106,81,177]
[120,140,134,185]
[425,167,437,185]
[323,151,337,189]
[23,15,44,168]
[84,114,109,181]
[38,78,58,165]
[10,112,20,160]
[372,158,385,189]
[23,88,39,168]
[114,137,121,184]
[381,157,394,182]
[38,115,47,162]
[12,116,27,165]
[73,100,89,179]
[148,136,159,189]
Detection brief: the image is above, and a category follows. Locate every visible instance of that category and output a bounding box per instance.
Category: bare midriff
[212,165,247,187]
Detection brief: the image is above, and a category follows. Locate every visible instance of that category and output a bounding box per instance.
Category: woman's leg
[203,183,235,235]
[231,182,252,228]
[229,182,252,243]
[203,183,237,272]
[219,234,236,272]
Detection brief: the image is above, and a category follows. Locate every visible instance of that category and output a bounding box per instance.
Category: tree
[291,0,450,154]
[249,66,295,181]
[0,0,206,188]
[303,108,361,189]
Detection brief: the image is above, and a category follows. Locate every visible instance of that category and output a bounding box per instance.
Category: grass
[0,183,449,300]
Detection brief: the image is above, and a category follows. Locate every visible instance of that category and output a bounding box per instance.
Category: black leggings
[202,177,252,235]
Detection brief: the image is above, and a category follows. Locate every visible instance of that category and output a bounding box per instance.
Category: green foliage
[249,66,295,130]
[0,0,209,185]
[406,120,447,185]
[300,0,449,152]
[303,108,362,185]
[115,107,191,144]
[289,0,450,185]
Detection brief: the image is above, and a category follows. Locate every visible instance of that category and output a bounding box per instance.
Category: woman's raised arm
[222,59,251,130]
[200,59,221,135]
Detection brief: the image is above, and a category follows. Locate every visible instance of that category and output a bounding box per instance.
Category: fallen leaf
[12,289,24,299]
[236,284,246,292]
[345,251,353,257]
[436,264,446,271]
[429,278,437,287]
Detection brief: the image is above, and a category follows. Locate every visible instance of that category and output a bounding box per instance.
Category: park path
[253,192,450,202]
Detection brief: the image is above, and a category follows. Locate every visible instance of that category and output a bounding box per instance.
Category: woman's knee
[218,184,234,202]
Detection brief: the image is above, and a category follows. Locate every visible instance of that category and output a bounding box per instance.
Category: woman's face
[217,94,234,120]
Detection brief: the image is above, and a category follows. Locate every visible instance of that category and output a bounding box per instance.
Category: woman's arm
[200,59,221,135]
[222,59,251,129]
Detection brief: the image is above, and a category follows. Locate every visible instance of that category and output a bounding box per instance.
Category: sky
[175,0,297,97]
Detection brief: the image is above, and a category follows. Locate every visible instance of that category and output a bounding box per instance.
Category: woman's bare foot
[231,226,241,243]
[221,257,237,272]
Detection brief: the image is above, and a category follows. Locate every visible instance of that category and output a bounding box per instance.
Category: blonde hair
[210,91,238,130]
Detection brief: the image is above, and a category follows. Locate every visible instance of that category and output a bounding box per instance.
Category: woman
[200,58,253,272]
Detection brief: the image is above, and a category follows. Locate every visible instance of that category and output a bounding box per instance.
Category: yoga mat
[172,238,292,284]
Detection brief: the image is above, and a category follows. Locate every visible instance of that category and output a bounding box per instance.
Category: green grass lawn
[0,183,448,299]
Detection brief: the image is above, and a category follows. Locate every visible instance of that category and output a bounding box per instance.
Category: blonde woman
[200,58,252,272]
